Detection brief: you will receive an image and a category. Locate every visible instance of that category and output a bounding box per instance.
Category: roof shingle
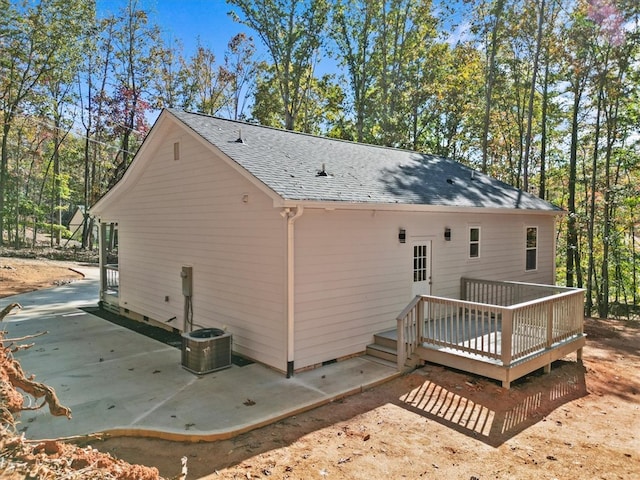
[169,109,561,212]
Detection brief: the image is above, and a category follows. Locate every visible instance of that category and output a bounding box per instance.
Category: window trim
[525,226,538,271]
[468,226,481,259]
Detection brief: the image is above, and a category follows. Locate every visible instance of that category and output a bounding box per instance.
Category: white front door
[411,241,432,298]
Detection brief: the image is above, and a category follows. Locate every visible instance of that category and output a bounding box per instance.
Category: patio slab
[1,268,399,441]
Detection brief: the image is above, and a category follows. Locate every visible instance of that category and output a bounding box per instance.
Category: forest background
[0,0,638,320]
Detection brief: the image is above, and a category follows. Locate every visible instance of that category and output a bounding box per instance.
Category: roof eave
[91,109,175,217]
[277,199,565,215]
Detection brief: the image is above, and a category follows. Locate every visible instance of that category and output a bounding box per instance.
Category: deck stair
[366,330,398,364]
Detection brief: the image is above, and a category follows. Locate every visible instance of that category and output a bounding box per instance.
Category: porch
[100,263,119,314]
[390,278,585,389]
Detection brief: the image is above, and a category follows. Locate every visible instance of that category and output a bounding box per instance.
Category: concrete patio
[1,264,398,441]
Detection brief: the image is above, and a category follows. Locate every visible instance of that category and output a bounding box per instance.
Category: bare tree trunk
[522,0,545,193]
[539,60,550,199]
[481,0,506,174]
[586,82,603,316]
[0,122,11,246]
[566,81,583,289]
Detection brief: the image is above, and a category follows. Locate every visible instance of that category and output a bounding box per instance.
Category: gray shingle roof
[169,109,562,212]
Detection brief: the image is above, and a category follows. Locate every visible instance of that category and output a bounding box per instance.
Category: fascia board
[90,110,174,216]
[276,200,566,216]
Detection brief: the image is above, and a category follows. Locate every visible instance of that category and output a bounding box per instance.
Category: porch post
[99,222,107,302]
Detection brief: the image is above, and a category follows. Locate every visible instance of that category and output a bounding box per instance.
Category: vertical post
[99,222,107,302]
[544,299,555,374]
[546,299,555,348]
[417,296,424,345]
[576,289,585,362]
[397,317,406,371]
[501,308,513,367]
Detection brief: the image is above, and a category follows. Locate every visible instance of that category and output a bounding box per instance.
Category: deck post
[544,300,555,373]
[460,277,467,301]
[501,308,513,367]
[397,317,406,371]
[417,297,424,344]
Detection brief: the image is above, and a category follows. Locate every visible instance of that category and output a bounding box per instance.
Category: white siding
[293,208,557,369]
[95,117,558,374]
[99,129,287,370]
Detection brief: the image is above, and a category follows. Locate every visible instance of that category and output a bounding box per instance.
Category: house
[66,205,86,234]
[91,109,583,383]
[64,205,98,243]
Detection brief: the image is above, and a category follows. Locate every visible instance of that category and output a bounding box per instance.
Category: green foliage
[228,0,331,130]
[0,0,638,316]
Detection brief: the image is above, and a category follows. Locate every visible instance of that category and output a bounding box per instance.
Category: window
[414,244,427,282]
[469,227,480,258]
[526,227,538,271]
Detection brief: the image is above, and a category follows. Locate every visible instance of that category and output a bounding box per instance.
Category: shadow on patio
[395,359,587,447]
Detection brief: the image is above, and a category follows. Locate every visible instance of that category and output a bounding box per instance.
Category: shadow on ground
[92,359,587,478]
[82,306,253,366]
[396,360,587,447]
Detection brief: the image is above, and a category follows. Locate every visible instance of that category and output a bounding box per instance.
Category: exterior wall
[293,208,557,369]
[97,128,287,371]
[94,115,559,374]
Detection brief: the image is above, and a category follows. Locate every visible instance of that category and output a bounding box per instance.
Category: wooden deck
[396,278,586,388]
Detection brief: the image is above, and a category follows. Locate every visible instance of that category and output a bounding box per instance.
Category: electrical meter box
[181,266,193,296]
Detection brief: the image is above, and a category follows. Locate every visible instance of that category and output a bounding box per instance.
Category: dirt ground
[0,256,85,296]
[1,257,639,480]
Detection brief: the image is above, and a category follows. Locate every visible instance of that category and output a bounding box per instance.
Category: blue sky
[96,0,471,66]
[97,0,255,58]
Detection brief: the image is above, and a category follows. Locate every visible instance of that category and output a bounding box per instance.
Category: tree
[181,41,232,115]
[150,37,186,110]
[477,0,507,174]
[229,0,330,130]
[224,33,258,120]
[330,0,382,142]
[109,0,158,183]
[251,62,345,133]
[521,0,545,193]
[562,4,593,289]
[0,0,91,245]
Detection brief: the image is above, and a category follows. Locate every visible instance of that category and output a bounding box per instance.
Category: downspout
[283,206,304,377]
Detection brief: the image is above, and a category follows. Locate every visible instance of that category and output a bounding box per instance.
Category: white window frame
[525,226,538,271]
[468,226,481,259]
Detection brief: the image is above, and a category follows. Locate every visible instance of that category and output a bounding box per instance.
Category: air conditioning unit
[181,328,232,374]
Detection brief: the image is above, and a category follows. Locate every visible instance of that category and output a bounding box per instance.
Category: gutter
[282,206,304,378]
[274,199,564,216]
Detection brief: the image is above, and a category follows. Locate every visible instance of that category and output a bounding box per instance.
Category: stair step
[363,354,397,369]
[366,343,397,363]
[373,331,397,350]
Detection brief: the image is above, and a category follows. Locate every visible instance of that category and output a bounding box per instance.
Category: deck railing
[461,277,567,306]
[397,278,584,371]
[104,264,119,292]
